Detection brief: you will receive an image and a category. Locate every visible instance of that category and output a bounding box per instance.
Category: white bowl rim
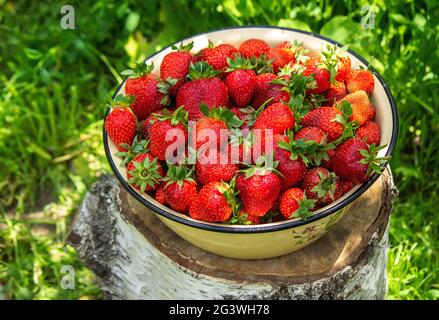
[103,25,398,234]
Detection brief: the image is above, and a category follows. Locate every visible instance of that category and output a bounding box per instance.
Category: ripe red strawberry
[335,56,351,82]
[127,153,164,192]
[333,180,354,199]
[198,42,237,71]
[239,39,270,59]
[176,62,229,120]
[340,90,373,126]
[266,47,295,73]
[252,73,290,108]
[160,42,196,94]
[196,149,238,185]
[141,110,163,139]
[155,183,167,205]
[279,188,315,220]
[225,56,257,107]
[325,81,347,104]
[189,181,234,222]
[294,127,326,144]
[346,69,374,94]
[303,167,339,205]
[194,105,243,151]
[357,121,381,146]
[302,107,344,142]
[123,62,173,120]
[162,165,198,212]
[236,157,282,217]
[274,135,308,189]
[105,94,138,152]
[253,102,295,134]
[331,138,389,184]
[149,107,188,162]
[302,58,330,94]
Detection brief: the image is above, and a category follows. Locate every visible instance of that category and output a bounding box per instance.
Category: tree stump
[67,169,397,300]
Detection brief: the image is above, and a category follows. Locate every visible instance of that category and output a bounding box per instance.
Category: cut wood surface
[67,169,396,300]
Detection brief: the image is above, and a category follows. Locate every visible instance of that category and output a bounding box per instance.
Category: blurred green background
[0,0,438,300]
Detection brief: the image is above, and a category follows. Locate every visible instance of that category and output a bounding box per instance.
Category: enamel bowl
[104,26,397,259]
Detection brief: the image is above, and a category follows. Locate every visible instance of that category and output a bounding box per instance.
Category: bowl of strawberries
[103,26,397,259]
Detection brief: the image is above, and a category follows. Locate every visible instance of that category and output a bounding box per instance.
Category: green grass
[0,0,438,299]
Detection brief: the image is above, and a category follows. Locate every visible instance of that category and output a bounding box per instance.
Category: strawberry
[266,47,295,73]
[198,41,238,71]
[149,107,188,162]
[225,56,258,107]
[279,188,315,220]
[335,56,351,82]
[189,181,235,222]
[274,135,309,189]
[176,62,229,120]
[122,62,174,120]
[160,42,196,94]
[194,105,243,151]
[357,121,381,146]
[105,94,138,152]
[294,127,326,144]
[331,138,389,184]
[127,153,164,192]
[236,156,282,217]
[162,165,198,212]
[301,107,344,142]
[155,183,167,205]
[239,39,270,59]
[301,58,330,94]
[196,149,238,185]
[141,111,163,139]
[303,167,339,205]
[325,81,347,104]
[333,180,354,199]
[340,90,373,126]
[253,102,295,134]
[346,69,374,94]
[252,73,290,108]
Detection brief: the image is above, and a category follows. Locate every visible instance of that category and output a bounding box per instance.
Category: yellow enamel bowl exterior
[104,26,397,260]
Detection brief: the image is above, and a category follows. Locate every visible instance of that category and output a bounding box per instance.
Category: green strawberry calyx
[162,164,195,189]
[127,156,162,193]
[171,41,194,52]
[333,100,358,145]
[311,170,338,200]
[218,178,242,217]
[250,53,274,74]
[187,61,220,80]
[292,194,316,220]
[240,154,281,178]
[358,143,391,176]
[319,44,348,85]
[157,77,178,106]
[200,104,243,128]
[115,137,149,167]
[121,62,154,78]
[225,55,256,72]
[152,106,188,127]
[109,94,135,108]
[278,132,336,167]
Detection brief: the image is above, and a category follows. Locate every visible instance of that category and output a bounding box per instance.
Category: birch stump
[67,169,397,300]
